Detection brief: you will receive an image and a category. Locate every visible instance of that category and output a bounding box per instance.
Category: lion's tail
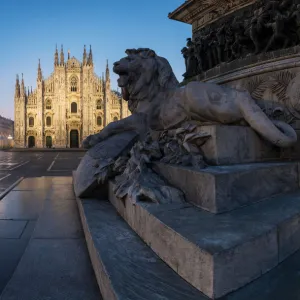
[238,93,297,148]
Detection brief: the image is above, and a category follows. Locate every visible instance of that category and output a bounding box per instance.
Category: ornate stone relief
[182,0,300,79]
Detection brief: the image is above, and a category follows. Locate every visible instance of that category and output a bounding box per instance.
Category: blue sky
[0,0,190,120]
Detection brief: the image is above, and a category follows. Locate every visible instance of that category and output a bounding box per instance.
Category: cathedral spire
[27,86,30,97]
[15,74,20,98]
[88,45,93,65]
[20,73,25,96]
[68,49,70,60]
[37,59,42,81]
[106,59,110,80]
[102,72,105,92]
[83,45,87,66]
[60,45,64,65]
[105,59,111,91]
[54,44,59,66]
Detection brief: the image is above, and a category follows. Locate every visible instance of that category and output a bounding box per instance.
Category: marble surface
[154,161,299,213]
[76,196,205,300]
[0,176,101,300]
[109,180,300,299]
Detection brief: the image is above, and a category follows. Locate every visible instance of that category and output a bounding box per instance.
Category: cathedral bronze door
[28,136,35,148]
[46,136,52,148]
[70,130,79,148]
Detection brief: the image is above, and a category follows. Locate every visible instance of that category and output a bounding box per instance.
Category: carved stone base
[108,180,300,299]
[197,125,281,165]
[154,161,299,213]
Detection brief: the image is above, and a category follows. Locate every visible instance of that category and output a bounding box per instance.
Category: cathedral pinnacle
[83,45,87,66]
[15,74,20,98]
[37,59,42,81]
[88,45,93,65]
[54,44,59,66]
[106,59,110,82]
[68,50,70,60]
[20,73,25,96]
[60,45,64,65]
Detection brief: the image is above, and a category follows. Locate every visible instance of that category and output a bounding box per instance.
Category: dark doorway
[70,130,79,148]
[46,136,52,148]
[28,136,35,148]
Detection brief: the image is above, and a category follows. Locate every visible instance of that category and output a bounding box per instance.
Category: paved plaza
[0,151,84,196]
[0,151,102,299]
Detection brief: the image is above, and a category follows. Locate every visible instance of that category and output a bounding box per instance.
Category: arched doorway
[70,130,79,148]
[46,136,52,148]
[28,136,35,148]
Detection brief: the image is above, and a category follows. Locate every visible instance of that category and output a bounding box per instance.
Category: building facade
[0,116,14,149]
[14,45,130,148]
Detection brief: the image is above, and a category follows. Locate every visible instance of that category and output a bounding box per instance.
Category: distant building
[14,45,130,148]
[0,116,14,148]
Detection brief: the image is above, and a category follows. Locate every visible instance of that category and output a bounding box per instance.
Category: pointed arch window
[71,102,77,113]
[70,76,78,92]
[29,117,34,127]
[46,116,51,126]
[96,99,102,110]
[46,99,52,109]
[97,116,102,126]
[113,116,118,122]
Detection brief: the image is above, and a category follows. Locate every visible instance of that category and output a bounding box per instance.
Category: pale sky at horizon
[0,0,190,120]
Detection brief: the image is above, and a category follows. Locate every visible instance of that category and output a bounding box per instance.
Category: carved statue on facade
[80,48,297,203]
[182,0,300,78]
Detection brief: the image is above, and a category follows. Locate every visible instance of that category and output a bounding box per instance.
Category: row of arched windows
[29,116,51,127]
[45,100,103,112]
[46,100,78,113]
[29,114,118,128]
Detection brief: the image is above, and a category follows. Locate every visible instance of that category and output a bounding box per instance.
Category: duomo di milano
[14,45,130,148]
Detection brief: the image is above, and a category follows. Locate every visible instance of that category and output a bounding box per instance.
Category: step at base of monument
[197,125,282,165]
[108,183,300,299]
[76,196,207,300]
[154,161,300,213]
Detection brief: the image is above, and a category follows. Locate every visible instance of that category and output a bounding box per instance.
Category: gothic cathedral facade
[14,46,130,148]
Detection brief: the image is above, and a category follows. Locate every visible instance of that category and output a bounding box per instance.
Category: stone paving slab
[0,239,100,300]
[33,200,83,239]
[76,197,205,300]
[109,181,300,299]
[46,184,76,201]
[0,191,46,220]
[0,220,27,238]
[0,176,101,300]
[43,176,73,185]
[0,221,36,294]
[12,177,53,191]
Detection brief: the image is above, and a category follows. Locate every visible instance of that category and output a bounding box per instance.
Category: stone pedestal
[197,125,281,165]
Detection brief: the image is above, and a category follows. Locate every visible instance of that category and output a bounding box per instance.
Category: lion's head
[113,48,179,112]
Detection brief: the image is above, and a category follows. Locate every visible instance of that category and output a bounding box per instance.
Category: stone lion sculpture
[83,48,297,149]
